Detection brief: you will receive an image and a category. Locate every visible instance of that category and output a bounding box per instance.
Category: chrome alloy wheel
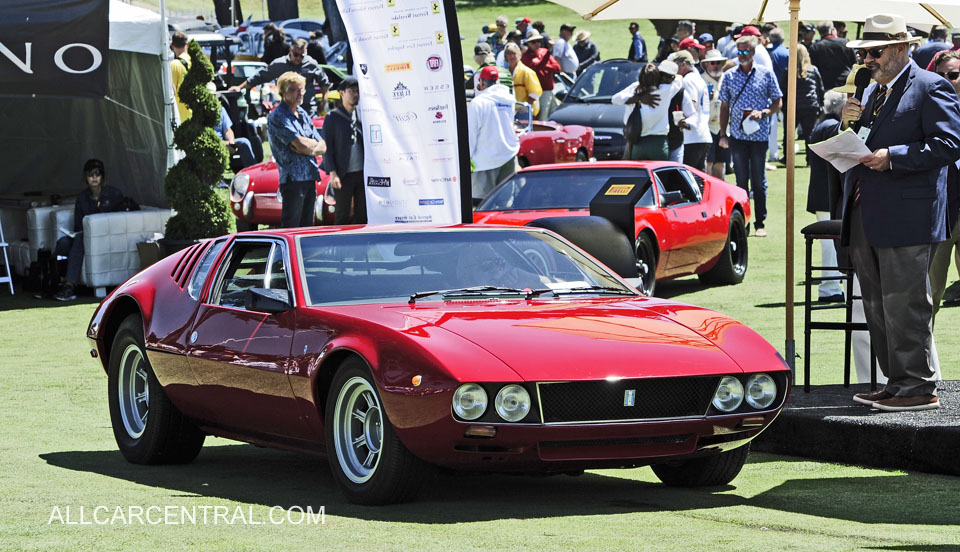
[117,343,149,439]
[333,376,384,484]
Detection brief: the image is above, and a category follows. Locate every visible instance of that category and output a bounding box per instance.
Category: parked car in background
[473,161,750,296]
[229,157,333,231]
[548,59,643,160]
[517,120,593,167]
[88,224,790,504]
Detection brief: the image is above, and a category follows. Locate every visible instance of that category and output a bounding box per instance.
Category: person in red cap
[467,65,520,198]
[677,37,705,63]
[516,17,532,39]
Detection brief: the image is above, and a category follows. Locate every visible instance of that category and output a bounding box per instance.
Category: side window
[187,239,227,301]
[680,169,704,200]
[211,241,288,309]
[655,169,700,205]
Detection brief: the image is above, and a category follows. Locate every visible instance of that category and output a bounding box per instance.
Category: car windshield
[565,62,642,103]
[476,168,654,211]
[298,230,635,305]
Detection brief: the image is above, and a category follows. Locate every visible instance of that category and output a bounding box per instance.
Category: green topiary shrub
[164,40,230,241]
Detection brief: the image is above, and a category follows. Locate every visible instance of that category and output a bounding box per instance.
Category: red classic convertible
[473,161,751,296]
[516,120,594,167]
[87,225,789,504]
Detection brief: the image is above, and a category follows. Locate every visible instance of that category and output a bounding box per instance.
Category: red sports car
[473,161,751,296]
[87,225,789,504]
[516,120,594,167]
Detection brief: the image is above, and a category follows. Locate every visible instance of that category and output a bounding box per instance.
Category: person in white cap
[612,61,683,160]
[841,13,960,411]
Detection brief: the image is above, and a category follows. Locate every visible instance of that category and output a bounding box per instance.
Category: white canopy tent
[0,0,172,207]
[549,0,960,369]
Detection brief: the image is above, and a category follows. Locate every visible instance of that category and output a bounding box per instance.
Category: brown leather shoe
[872,394,940,412]
[853,388,891,405]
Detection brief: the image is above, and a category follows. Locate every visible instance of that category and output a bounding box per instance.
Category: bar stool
[0,214,13,294]
[801,219,876,392]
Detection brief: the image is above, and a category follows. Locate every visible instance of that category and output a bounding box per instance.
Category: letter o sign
[53,43,103,74]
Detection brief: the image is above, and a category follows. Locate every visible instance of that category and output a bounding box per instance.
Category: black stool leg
[804,236,813,393]
[843,269,853,387]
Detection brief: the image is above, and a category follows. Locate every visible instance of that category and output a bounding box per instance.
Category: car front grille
[537,376,721,424]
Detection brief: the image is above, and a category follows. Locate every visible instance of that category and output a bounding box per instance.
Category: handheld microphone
[850,67,872,129]
[853,67,872,102]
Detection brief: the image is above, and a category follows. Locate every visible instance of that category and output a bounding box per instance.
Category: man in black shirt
[322,77,366,225]
[229,38,331,115]
[808,21,856,88]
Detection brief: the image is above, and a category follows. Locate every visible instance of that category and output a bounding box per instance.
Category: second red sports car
[473,161,751,296]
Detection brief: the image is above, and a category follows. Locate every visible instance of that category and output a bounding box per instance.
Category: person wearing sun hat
[573,29,599,74]
[700,49,731,180]
[841,13,960,412]
[521,29,561,119]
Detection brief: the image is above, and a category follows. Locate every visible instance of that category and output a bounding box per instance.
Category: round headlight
[712,376,744,413]
[745,373,777,409]
[495,384,531,422]
[230,173,250,201]
[452,383,487,421]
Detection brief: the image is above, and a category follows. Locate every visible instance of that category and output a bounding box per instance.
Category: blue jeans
[729,137,768,228]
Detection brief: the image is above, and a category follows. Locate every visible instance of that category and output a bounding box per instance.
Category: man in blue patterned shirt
[267,72,327,228]
[718,34,783,237]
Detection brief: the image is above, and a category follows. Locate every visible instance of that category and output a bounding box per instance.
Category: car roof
[239,223,541,239]
[517,160,679,172]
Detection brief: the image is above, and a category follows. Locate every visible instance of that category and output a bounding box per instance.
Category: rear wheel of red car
[635,233,657,297]
[108,314,205,464]
[651,443,750,487]
[698,210,748,286]
[576,149,589,162]
[518,156,530,168]
[325,357,428,504]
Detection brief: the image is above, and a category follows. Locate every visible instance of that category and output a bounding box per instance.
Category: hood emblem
[624,389,636,407]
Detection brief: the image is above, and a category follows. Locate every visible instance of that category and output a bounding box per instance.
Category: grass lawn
[3,2,958,550]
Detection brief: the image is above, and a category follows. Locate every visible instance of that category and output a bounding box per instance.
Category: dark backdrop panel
[0,51,167,207]
[0,0,109,97]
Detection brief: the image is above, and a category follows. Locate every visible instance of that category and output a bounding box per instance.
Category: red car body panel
[472,161,751,281]
[517,121,594,166]
[87,225,788,472]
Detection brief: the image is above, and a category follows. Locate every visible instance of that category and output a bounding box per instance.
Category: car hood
[398,298,745,382]
[550,102,626,132]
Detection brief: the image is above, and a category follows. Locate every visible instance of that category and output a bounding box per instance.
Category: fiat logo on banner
[426,55,442,72]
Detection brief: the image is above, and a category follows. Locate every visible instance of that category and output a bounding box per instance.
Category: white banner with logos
[339,0,464,225]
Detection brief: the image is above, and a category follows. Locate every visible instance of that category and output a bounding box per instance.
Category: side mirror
[244,287,292,314]
[660,190,685,207]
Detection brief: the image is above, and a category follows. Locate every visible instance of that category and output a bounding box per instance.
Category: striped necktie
[872,85,889,119]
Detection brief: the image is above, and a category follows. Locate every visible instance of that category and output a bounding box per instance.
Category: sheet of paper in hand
[808,128,873,173]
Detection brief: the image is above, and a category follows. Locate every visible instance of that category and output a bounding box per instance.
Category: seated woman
[52,159,123,301]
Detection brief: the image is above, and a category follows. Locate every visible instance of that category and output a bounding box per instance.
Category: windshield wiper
[547,285,637,296]
[408,286,529,304]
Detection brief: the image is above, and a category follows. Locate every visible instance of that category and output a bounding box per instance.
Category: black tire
[575,149,588,162]
[635,232,657,297]
[518,156,530,168]
[652,444,750,487]
[325,357,429,505]
[108,314,204,464]
[525,216,639,279]
[698,210,748,286]
[235,218,257,233]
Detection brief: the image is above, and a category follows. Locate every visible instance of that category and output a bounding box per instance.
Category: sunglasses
[290,51,304,58]
[736,48,753,55]
[86,170,103,177]
[856,46,887,59]
[704,61,723,65]
[938,70,960,80]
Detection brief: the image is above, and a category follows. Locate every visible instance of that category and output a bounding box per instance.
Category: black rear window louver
[169,243,205,289]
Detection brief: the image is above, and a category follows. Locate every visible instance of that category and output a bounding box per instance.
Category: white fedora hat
[847,13,922,49]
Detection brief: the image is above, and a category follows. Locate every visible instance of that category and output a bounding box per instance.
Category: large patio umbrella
[550,0,960,374]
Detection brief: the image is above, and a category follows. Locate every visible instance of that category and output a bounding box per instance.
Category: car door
[187,238,310,439]
[654,167,707,275]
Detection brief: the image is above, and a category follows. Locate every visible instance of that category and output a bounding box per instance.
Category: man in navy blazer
[839,14,960,412]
